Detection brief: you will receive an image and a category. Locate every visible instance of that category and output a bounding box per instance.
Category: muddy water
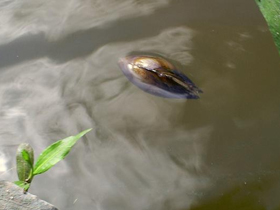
[0,0,280,209]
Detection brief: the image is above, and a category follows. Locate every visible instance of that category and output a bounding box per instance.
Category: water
[0,0,280,209]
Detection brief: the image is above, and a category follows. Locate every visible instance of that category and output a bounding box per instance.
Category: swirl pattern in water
[119,55,202,99]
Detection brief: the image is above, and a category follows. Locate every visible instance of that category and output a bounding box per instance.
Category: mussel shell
[118,55,202,99]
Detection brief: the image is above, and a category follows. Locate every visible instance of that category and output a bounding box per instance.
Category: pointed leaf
[22,150,32,166]
[33,128,92,175]
[14,181,30,191]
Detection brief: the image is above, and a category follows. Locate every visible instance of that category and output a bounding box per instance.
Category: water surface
[0,0,280,209]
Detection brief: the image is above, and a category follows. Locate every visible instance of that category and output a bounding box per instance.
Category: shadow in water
[191,190,265,210]
[189,177,276,210]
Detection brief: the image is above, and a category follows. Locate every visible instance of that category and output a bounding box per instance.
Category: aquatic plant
[255,0,280,54]
[14,129,92,192]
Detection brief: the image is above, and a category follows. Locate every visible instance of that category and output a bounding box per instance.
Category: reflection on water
[0,0,280,210]
[0,0,170,43]
[0,26,207,209]
[0,18,208,209]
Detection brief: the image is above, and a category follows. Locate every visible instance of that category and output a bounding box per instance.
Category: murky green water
[0,0,280,209]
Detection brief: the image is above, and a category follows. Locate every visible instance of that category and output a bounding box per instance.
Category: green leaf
[33,128,92,175]
[16,143,34,182]
[14,181,30,191]
[22,150,29,161]
[22,150,32,166]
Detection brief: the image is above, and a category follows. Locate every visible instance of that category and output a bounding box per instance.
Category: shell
[118,55,202,99]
